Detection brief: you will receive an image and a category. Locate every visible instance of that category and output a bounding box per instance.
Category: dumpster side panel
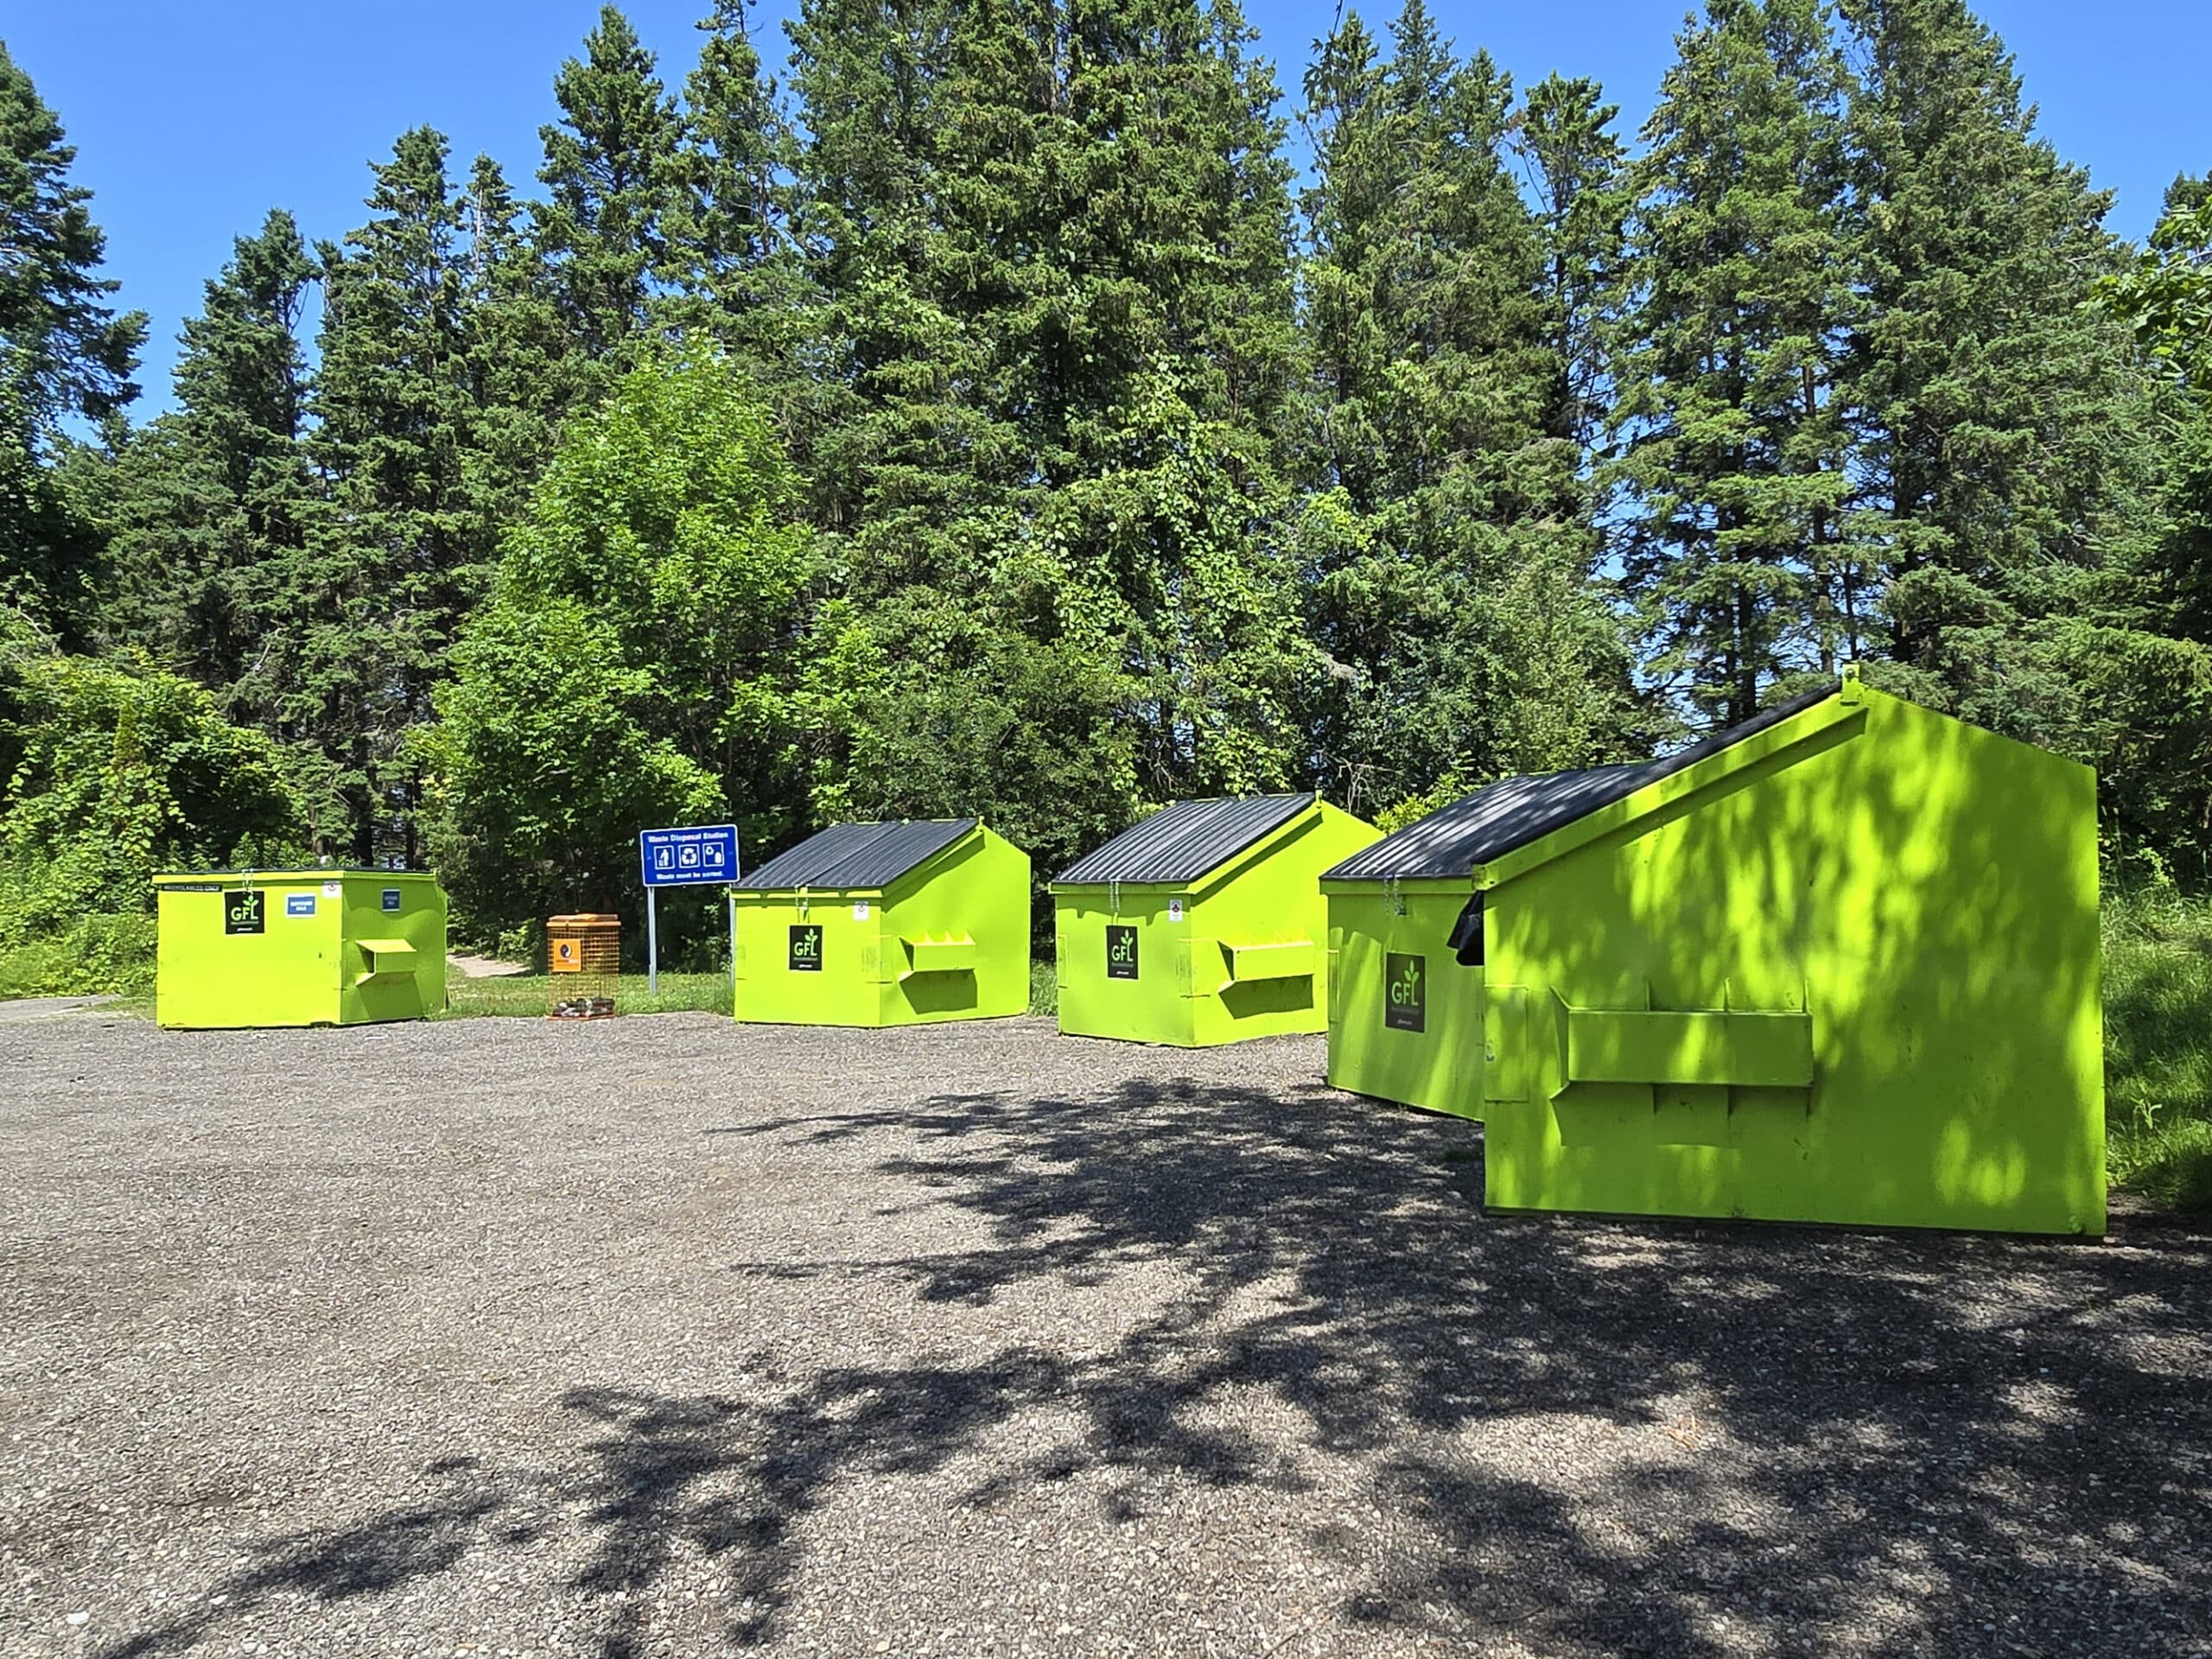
[733,890,888,1026]
[1186,802,1384,1047]
[335,874,448,1024]
[1483,685,2104,1235]
[1054,889,1199,1045]
[1323,885,1484,1116]
[877,829,1032,1024]
[156,878,340,1027]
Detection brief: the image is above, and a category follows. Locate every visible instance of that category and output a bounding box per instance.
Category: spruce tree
[783,0,1310,875]
[537,5,689,387]
[1298,1,1626,810]
[1838,0,2152,712]
[785,0,1012,582]
[456,154,566,538]
[0,42,145,639]
[670,0,804,377]
[1031,0,1306,796]
[1515,73,1628,454]
[781,0,1128,874]
[103,211,319,711]
[308,127,483,861]
[1610,0,1857,728]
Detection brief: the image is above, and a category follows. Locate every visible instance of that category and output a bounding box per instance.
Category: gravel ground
[3,1011,2209,1659]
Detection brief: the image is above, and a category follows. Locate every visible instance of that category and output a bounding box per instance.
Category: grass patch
[2105,887,2212,1211]
[1029,957,1058,1017]
[441,971,731,1020]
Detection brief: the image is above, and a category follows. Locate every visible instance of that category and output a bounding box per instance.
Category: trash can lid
[1053,794,1315,887]
[734,819,978,892]
[1325,683,1839,881]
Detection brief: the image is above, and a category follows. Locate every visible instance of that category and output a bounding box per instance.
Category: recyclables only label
[1385,952,1426,1032]
[285,894,317,918]
[382,888,403,912]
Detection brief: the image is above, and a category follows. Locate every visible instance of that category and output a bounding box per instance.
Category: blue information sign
[639,824,741,887]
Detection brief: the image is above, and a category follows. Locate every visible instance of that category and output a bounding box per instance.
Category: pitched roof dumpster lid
[734,818,978,891]
[1324,685,1838,881]
[1054,793,1316,887]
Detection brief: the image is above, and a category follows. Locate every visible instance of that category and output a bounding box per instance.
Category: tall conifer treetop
[0,41,144,440]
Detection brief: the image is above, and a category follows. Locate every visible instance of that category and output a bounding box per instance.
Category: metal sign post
[639,824,742,1001]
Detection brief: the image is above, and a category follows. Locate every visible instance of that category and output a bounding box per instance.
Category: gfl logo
[1384,951,1425,1031]
[1390,958,1421,1007]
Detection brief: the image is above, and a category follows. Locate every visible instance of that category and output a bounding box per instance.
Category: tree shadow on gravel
[723,1076,2212,1656]
[93,1476,515,1658]
[100,1071,2212,1658]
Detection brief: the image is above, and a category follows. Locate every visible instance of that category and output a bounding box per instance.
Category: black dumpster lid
[1325,685,1838,881]
[1054,793,1315,887]
[734,818,978,891]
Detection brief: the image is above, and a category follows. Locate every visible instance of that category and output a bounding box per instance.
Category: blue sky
[8,1,2208,418]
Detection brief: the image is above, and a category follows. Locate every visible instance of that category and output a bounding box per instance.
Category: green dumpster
[153,869,448,1028]
[1052,794,1380,1047]
[732,819,1031,1027]
[1332,669,2106,1236]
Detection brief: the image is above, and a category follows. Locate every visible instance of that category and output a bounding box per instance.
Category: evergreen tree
[308,127,484,861]
[1515,73,1628,454]
[1298,1,1626,811]
[456,154,567,537]
[537,5,689,387]
[670,0,804,379]
[2163,169,2212,219]
[1610,0,1857,728]
[0,42,145,639]
[102,211,319,710]
[785,0,1311,878]
[784,0,1010,579]
[1838,0,2152,711]
[1031,0,1307,797]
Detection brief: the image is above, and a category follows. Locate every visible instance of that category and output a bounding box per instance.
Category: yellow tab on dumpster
[354,938,417,986]
[902,936,978,976]
[1223,939,1316,982]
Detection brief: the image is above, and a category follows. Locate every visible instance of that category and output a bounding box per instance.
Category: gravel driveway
[3,1012,2208,1658]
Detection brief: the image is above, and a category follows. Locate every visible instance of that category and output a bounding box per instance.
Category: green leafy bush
[0,610,302,994]
[420,344,817,962]
[2104,885,2212,1211]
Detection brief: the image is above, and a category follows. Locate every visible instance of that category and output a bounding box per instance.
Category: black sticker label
[224,891,266,935]
[1385,952,1425,1032]
[1106,925,1139,980]
[789,925,823,971]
